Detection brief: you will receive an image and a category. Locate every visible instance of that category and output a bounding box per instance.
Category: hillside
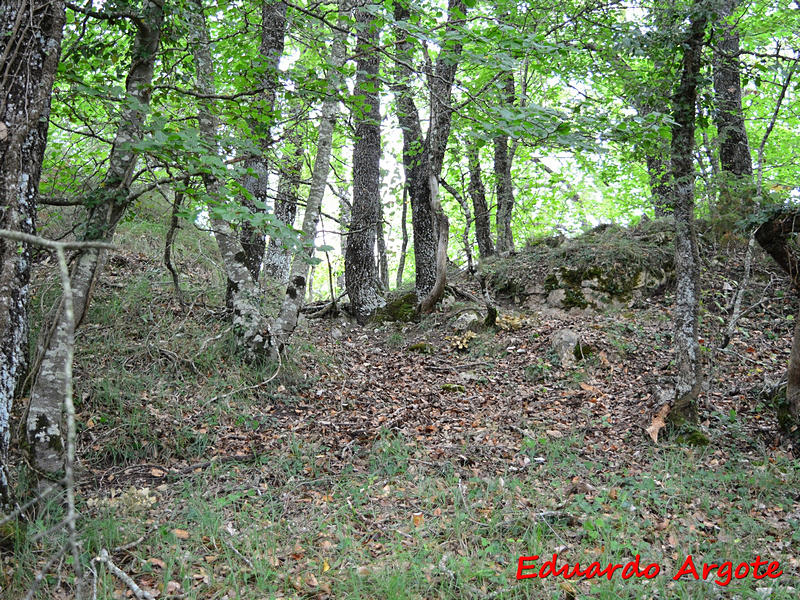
[6,218,800,599]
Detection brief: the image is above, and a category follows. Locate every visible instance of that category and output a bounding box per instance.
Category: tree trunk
[646,153,672,217]
[670,4,708,422]
[0,0,65,504]
[26,0,163,479]
[225,1,289,303]
[712,0,753,229]
[494,71,515,254]
[376,199,389,291]
[467,143,494,258]
[263,134,303,283]
[269,0,348,355]
[345,6,383,323]
[190,0,272,358]
[392,0,466,306]
[395,183,408,288]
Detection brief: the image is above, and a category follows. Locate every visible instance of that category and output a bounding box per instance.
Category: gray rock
[551,328,579,367]
[452,311,481,333]
[546,289,567,308]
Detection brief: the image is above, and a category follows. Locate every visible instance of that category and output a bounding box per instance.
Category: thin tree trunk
[345,5,384,323]
[440,177,473,273]
[670,4,708,422]
[225,0,289,302]
[376,199,389,291]
[269,0,349,355]
[467,142,494,258]
[27,0,163,478]
[494,71,515,254]
[395,183,408,288]
[263,135,303,283]
[646,153,672,216]
[0,0,65,504]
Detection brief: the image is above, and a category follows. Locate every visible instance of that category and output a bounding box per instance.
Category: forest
[1,0,800,597]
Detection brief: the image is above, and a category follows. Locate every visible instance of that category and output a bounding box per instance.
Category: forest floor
[5,227,800,599]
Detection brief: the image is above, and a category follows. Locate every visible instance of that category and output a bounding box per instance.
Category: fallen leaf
[172,529,190,540]
[412,512,424,527]
[646,404,671,443]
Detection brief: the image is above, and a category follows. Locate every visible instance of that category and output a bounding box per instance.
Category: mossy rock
[375,291,418,323]
[441,383,466,393]
[408,341,435,354]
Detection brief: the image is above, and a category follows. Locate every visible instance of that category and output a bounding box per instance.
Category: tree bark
[27,0,163,479]
[190,0,272,358]
[345,5,384,323]
[0,0,65,504]
[269,0,348,355]
[712,0,753,229]
[225,0,289,303]
[670,3,708,422]
[392,0,466,307]
[263,135,302,283]
[494,71,515,254]
[395,183,408,288]
[467,142,494,258]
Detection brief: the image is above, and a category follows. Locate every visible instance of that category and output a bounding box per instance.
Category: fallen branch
[94,549,156,600]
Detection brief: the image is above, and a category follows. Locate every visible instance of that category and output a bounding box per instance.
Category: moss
[573,342,595,361]
[375,291,418,322]
[408,341,435,354]
[441,383,466,393]
[675,429,711,447]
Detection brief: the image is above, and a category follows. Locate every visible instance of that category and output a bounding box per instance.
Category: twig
[94,549,156,600]
[200,350,282,407]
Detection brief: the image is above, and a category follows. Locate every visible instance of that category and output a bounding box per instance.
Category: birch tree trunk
[26,0,163,478]
[269,0,349,354]
[670,3,708,422]
[345,5,384,322]
[0,0,65,504]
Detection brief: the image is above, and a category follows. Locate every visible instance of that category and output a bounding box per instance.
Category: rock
[452,311,481,333]
[331,327,342,340]
[546,289,567,308]
[551,329,579,367]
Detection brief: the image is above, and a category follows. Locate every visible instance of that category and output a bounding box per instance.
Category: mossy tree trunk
[494,70,515,255]
[711,0,754,230]
[269,0,348,356]
[669,2,708,423]
[27,0,163,480]
[225,1,289,305]
[0,0,65,504]
[191,0,273,358]
[263,132,303,283]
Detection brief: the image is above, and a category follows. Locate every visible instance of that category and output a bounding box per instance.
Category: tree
[712,0,754,229]
[494,70,516,254]
[225,1,289,305]
[467,142,494,258]
[345,3,384,322]
[27,0,164,479]
[392,0,467,310]
[669,1,709,422]
[0,0,65,504]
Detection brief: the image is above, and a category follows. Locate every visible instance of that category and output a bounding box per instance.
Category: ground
[3,222,800,599]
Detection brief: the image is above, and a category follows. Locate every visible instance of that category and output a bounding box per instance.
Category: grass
[7,212,799,599]
[7,424,799,599]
